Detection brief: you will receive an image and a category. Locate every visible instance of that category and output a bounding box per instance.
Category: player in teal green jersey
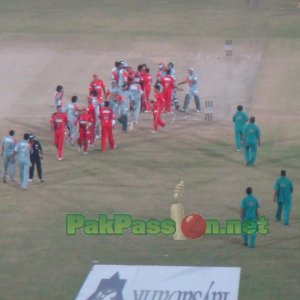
[241,187,260,248]
[233,105,248,151]
[274,170,293,225]
[243,116,261,166]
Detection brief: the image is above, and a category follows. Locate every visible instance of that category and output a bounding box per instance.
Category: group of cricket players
[232,104,294,248]
[1,60,294,247]
[51,60,200,160]
[2,60,199,187]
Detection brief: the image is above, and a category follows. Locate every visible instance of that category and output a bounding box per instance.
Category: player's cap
[154,84,161,91]
[188,67,194,72]
[29,133,35,140]
[119,61,129,68]
[56,104,62,108]
[158,62,165,69]
[168,62,174,68]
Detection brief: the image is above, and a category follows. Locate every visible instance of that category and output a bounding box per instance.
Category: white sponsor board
[76,265,241,300]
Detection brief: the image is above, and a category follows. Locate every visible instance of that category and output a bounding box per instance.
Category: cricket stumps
[225,40,233,56]
[204,99,213,121]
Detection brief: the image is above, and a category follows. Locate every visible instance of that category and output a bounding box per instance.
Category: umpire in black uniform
[29,134,44,182]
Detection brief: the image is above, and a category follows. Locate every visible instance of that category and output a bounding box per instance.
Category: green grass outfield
[0,1,300,299]
[0,0,300,40]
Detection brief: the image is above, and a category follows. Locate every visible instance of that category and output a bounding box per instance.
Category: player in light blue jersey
[1,130,17,183]
[178,68,200,112]
[118,84,132,133]
[89,91,101,140]
[13,133,31,190]
[109,80,121,118]
[167,62,180,111]
[66,96,79,145]
[129,78,144,127]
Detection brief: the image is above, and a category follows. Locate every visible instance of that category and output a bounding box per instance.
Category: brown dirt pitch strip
[0,1,300,299]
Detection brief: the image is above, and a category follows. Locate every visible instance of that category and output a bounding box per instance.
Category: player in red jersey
[160,70,175,113]
[99,101,116,152]
[156,62,167,84]
[136,64,146,87]
[77,108,92,154]
[117,62,128,87]
[151,84,165,133]
[142,67,152,112]
[87,97,96,147]
[50,105,68,160]
[89,74,106,104]
[127,66,136,86]
[111,61,121,84]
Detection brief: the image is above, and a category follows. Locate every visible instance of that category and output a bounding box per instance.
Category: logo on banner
[87,272,126,300]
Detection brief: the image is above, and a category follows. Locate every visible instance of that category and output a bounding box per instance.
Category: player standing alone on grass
[233,105,249,151]
[241,187,260,248]
[50,105,68,160]
[1,130,17,183]
[273,170,293,225]
[243,116,261,166]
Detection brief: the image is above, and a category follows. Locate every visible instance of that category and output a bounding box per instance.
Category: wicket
[204,100,213,120]
[225,40,233,56]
